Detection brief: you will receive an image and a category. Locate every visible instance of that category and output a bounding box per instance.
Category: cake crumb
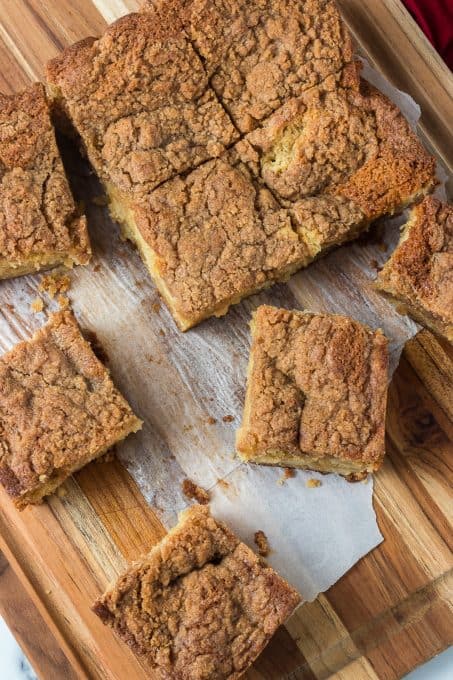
[57,294,70,310]
[39,273,71,299]
[207,416,217,425]
[5,303,15,312]
[277,467,296,485]
[222,415,234,423]
[217,479,229,490]
[181,478,210,505]
[254,530,270,556]
[159,329,165,336]
[31,297,44,313]
[93,263,101,272]
[57,486,67,498]
[306,478,322,488]
[152,302,161,313]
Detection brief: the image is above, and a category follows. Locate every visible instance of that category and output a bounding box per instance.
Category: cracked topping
[236,306,388,465]
[144,0,353,133]
[93,505,300,679]
[46,12,238,194]
[0,83,90,267]
[242,64,437,218]
[0,311,141,507]
[134,153,310,327]
[376,196,453,340]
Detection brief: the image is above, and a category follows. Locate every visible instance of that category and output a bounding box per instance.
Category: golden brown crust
[242,65,437,220]
[376,197,453,341]
[93,505,300,679]
[144,0,354,132]
[0,83,90,275]
[46,12,238,194]
[0,311,141,508]
[131,153,309,328]
[236,305,389,474]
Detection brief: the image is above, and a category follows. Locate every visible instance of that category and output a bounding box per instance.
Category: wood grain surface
[0,1,452,679]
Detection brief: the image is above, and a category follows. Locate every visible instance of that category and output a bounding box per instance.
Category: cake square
[143,0,354,133]
[0,311,142,509]
[241,63,437,253]
[236,305,389,480]
[376,196,453,342]
[0,83,91,279]
[93,504,300,678]
[46,11,239,196]
[109,153,310,331]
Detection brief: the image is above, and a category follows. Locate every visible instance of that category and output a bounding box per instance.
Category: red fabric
[403,0,453,70]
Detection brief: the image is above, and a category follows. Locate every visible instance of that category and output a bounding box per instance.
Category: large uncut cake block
[0,83,90,279]
[93,504,300,679]
[236,305,389,480]
[142,0,354,132]
[47,7,436,332]
[0,311,142,509]
[376,196,453,341]
[46,11,238,196]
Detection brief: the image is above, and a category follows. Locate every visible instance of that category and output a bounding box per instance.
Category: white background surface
[1,614,451,679]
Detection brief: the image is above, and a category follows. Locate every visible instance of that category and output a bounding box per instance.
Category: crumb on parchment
[306,478,322,488]
[222,415,234,423]
[39,272,71,299]
[182,478,210,505]
[277,468,296,485]
[57,294,70,309]
[31,297,44,313]
[254,530,270,556]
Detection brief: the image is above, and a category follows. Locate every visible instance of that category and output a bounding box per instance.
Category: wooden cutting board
[0,1,452,678]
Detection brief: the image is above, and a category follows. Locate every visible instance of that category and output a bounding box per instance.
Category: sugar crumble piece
[306,478,322,488]
[57,294,70,310]
[39,272,71,299]
[182,478,210,505]
[31,297,44,313]
[254,530,270,556]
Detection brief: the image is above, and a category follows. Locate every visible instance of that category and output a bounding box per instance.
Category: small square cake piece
[236,306,389,480]
[0,83,90,279]
[241,63,437,251]
[143,0,354,133]
[108,152,310,331]
[46,11,238,195]
[0,311,142,509]
[376,197,453,342]
[93,504,300,679]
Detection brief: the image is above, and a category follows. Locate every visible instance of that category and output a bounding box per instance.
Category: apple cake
[93,504,300,679]
[236,305,389,480]
[0,83,90,280]
[0,311,142,509]
[376,196,452,341]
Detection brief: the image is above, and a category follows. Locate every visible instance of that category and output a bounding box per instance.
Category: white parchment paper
[0,63,445,601]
